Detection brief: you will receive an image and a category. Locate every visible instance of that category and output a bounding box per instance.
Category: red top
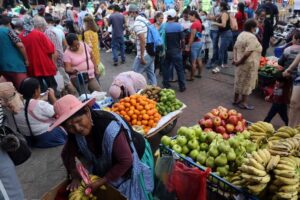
[19,30,56,77]
[235,11,247,32]
[191,19,202,42]
[271,81,290,104]
[250,0,258,11]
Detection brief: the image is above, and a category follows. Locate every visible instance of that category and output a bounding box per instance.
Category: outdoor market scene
[1,0,300,199]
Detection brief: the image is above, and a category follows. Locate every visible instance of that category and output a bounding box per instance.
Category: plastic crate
[159,144,259,200]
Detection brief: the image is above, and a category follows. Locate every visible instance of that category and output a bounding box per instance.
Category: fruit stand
[110,87,186,138]
[158,106,300,200]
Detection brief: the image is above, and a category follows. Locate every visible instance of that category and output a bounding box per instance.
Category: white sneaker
[106,49,112,53]
[212,67,220,74]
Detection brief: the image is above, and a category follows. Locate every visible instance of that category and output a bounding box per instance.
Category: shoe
[212,67,220,74]
[121,60,126,64]
[106,49,112,53]
[113,62,118,66]
[221,64,229,68]
[179,87,186,92]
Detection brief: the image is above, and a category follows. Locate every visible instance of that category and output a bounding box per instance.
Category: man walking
[128,4,157,85]
[163,9,186,92]
[108,4,126,66]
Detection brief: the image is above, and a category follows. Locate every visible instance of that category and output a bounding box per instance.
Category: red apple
[221,120,226,127]
[236,113,243,121]
[222,133,230,139]
[213,116,222,127]
[204,112,215,119]
[204,119,213,128]
[218,106,228,113]
[211,108,220,116]
[235,125,244,132]
[219,111,229,120]
[228,109,238,116]
[204,128,213,132]
[216,126,226,134]
[226,124,235,133]
[237,121,243,127]
[242,119,247,127]
[227,115,238,126]
[199,119,205,127]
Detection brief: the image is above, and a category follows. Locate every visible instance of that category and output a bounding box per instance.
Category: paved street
[17,50,284,199]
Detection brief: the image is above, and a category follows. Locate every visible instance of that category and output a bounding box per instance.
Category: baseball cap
[128,4,138,12]
[164,9,176,18]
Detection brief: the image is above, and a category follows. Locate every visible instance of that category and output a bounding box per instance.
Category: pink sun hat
[48,95,95,131]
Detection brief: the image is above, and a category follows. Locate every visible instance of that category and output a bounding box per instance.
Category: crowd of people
[1,0,300,199]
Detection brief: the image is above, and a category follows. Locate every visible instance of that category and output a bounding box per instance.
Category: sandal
[238,104,255,110]
[195,75,202,78]
[186,78,194,81]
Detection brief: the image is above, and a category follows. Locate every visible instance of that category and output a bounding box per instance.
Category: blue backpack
[137,19,163,57]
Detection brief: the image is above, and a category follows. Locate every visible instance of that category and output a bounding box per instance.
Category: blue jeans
[218,30,233,65]
[111,36,125,63]
[163,50,186,89]
[132,55,157,85]
[191,41,203,61]
[210,30,220,65]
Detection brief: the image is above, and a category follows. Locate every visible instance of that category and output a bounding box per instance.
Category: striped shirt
[132,16,148,58]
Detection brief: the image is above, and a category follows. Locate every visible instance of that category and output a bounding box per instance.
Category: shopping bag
[98,62,106,77]
[153,156,176,200]
[54,70,64,93]
[167,161,211,200]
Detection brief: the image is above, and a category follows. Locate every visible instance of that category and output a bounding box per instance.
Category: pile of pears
[160,125,258,178]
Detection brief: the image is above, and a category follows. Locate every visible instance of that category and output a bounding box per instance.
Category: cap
[128,4,139,12]
[165,9,176,18]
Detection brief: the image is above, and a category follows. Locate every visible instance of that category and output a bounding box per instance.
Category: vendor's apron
[75,113,154,200]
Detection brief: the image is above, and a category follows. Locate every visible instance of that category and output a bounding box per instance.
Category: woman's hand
[283,70,291,77]
[67,178,81,192]
[87,179,106,192]
[94,67,101,77]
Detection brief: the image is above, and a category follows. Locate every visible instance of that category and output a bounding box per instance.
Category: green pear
[206,156,215,168]
[196,151,207,165]
[228,138,239,149]
[215,153,228,167]
[206,132,217,143]
[245,142,257,153]
[216,165,229,177]
[182,145,190,155]
[226,149,236,162]
[200,143,209,151]
[218,142,231,153]
[208,145,219,158]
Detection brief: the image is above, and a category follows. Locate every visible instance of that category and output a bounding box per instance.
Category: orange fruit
[128,110,134,116]
[132,119,137,125]
[130,99,137,105]
[138,115,143,121]
[124,103,131,107]
[144,105,151,110]
[119,104,125,110]
[154,117,160,122]
[142,120,148,126]
[144,126,151,133]
[124,97,130,102]
[134,110,140,115]
[148,120,154,127]
[140,101,146,106]
[132,114,137,120]
[120,111,126,116]
[143,114,150,120]
[154,113,161,118]
[137,105,143,111]
[140,110,146,115]
[152,123,157,127]
[136,121,142,126]
[124,115,131,122]
[147,109,155,116]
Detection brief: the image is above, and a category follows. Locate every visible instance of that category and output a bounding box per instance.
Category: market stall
[158,105,300,200]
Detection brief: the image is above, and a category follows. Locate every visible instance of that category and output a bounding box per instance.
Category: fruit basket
[159,144,259,200]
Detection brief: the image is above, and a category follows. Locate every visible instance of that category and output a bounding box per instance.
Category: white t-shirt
[51,26,65,45]
[132,16,148,58]
[178,18,192,30]
[14,100,55,136]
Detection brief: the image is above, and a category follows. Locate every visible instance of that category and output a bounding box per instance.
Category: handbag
[0,125,31,166]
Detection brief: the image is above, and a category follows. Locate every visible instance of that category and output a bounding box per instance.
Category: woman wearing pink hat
[108,71,147,99]
[49,94,154,200]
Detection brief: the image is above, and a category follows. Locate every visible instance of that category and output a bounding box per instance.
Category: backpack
[136,19,163,57]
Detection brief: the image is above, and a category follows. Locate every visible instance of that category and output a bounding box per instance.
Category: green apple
[186,128,196,140]
[189,149,200,160]
[182,145,190,154]
[187,139,199,150]
[161,135,171,146]
[176,135,187,146]
[172,144,182,153]
[177,126,189,136]
[169,139,177,147]
[199,132,207,143]
[200,143,209,151]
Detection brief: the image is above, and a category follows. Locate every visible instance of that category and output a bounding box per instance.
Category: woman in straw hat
[49,95,154,200]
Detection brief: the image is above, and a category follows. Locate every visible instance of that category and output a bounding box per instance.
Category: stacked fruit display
[111,94,161,134]
[160,125,257,178]
[140,86,161,102]
[156,89,183,116]
[198,106,246,138]
[69,175,106,200]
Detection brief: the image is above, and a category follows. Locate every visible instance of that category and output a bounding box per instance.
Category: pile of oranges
[111,94,161,134]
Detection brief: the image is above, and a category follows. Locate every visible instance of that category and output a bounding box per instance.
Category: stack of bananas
[248,121,275,143]
[270,156,300,200]
[69,175,106,200]
[228,171,244,188]
[268,126,299,141]
[239,149,272,195]
[268,136,300,157]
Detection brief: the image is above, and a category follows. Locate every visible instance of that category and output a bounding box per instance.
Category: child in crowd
[264,74,290,125]
[200,11,211,64]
